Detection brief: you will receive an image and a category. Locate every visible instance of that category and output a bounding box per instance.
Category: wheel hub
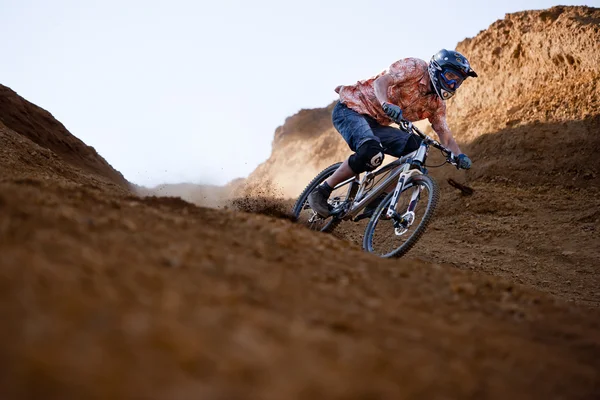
[393,212,415,236]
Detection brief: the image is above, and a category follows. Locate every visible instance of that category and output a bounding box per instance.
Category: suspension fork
[386,141,428,219]
[406,185,422,214]
[386,168,423,219]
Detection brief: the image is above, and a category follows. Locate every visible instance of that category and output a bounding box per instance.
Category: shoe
[354,193,388,221]
[307,186,332,217]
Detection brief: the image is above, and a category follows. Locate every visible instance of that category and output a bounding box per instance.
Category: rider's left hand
[382,102,403,122]
[456,154,472,170]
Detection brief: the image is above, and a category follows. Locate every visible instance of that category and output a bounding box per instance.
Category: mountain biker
[308,49,477,218]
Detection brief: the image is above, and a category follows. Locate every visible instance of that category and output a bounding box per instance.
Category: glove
[456,154,472,170]
[382,102,403,122]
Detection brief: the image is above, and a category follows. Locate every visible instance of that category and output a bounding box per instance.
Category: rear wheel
[363,174,439,258]
[292,163,352,233]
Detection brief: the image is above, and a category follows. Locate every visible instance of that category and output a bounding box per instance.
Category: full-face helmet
[428,49,478,100]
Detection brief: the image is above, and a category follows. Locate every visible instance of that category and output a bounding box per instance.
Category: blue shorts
[332,101,420,157]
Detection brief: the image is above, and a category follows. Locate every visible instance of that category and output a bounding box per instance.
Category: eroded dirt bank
[2,177,600,400]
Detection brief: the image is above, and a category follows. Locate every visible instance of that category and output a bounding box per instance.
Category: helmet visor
[441,69,465,90]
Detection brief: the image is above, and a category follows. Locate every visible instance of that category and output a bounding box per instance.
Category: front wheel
[363,174,439,258]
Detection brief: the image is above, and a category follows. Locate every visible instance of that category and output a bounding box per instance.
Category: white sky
[1,0,596,186]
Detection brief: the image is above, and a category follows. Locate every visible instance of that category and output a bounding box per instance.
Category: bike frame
[331,122,452,222]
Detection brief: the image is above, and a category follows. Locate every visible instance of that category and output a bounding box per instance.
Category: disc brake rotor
[394,212,415,236]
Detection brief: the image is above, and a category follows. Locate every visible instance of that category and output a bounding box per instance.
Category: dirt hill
[0,84,129,190]
[246,6,600,197]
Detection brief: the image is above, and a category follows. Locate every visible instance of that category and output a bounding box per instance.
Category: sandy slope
[2,170,600,400]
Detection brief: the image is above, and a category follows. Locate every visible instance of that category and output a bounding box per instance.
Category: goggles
[440,69,465,90]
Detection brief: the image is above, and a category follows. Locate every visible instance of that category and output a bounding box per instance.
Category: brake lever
[447,155,460,169]
[397,119,413,133]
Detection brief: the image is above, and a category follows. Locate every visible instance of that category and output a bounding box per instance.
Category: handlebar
[396,118,459,167]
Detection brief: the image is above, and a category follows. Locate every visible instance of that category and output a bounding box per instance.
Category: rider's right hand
[456,154,472,170]
[382,102,403,122]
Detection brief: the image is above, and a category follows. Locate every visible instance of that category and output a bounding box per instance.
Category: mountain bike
[292,119,462,258]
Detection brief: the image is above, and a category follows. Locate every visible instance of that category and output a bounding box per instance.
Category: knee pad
[348,140,385,174]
